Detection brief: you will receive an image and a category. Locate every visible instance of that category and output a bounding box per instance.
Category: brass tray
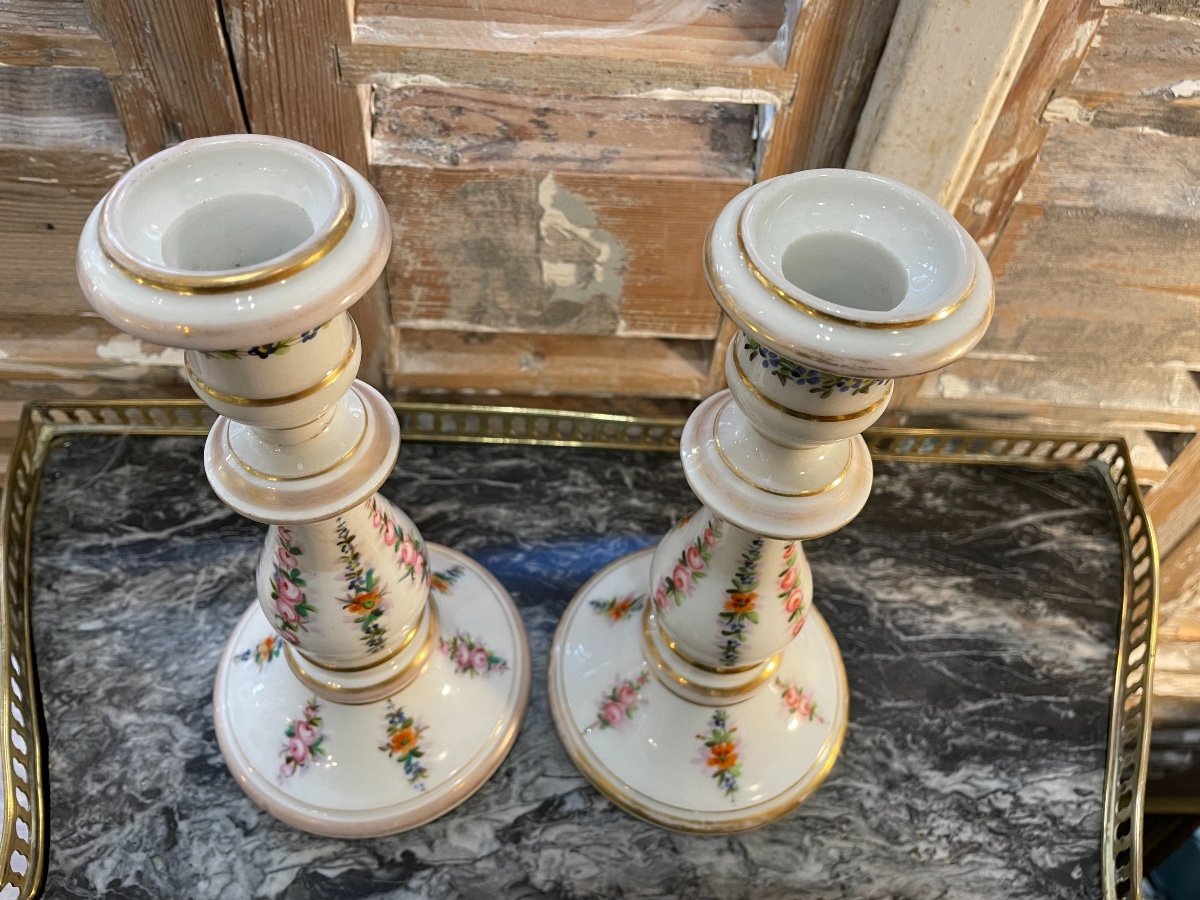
[0,400,1157,899]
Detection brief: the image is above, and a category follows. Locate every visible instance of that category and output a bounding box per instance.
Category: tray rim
[0,398,1159,900]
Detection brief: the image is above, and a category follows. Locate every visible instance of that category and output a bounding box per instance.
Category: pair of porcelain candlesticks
[76,136,993,836]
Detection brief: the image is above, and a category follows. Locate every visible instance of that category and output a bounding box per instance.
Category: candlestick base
[213,545,530,837]
[548,549,848,833]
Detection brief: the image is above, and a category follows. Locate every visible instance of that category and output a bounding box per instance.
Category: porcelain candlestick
[76,135,531,837]
[548,169,995,832]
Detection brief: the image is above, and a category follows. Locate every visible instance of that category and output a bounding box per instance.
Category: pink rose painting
[776,678,822,723]
[270,528,314,642]
[279,696,325,781]
[590,669,651,732]
[440,632,509,678]
[657,516,721,606]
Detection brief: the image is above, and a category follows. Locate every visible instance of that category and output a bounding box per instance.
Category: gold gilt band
[730,350,894,423]
[641,605,780,700]
[184,326,358,409]
[98,170,356,294]
[732,219,973,330]
[711,400,854,499]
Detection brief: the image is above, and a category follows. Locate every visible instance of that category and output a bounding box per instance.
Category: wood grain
[1147,437,1200,558]
[952,0,1103,251]
[375,167,739,339]
[386,329,711,398]
[84,0,245,160]
[221,0,368,172]
[355,0,790,67]
[372,86,755,179]
[0,148,128,315]
[0,65,125,150]
[341,42,796,106]
[0,0,117,70]
[1051,8,1200,138]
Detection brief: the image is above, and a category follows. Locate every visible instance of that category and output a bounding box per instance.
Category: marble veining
[30,434,1122,898]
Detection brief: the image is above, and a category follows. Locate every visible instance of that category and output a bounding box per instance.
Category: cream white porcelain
[550,169,994,833]
[706,169,994,379]
[77,135,390,351]
[77,134,531,837]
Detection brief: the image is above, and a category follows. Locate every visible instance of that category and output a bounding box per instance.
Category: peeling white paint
[0,349,7,360]
[623,87,784,106]
[1042,96,1094,126]
[366,73,465,91]
[980,146,1019,180]
[536,174,626,305]
[1167,78,1200,99]
[16,176,60,185]
[971,199,994,216]
[95,335,184,367]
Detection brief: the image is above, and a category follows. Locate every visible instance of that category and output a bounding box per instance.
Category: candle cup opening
[161,194,315,274]
[780,232,908,314]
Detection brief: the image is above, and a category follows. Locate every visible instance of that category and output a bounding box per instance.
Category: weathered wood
[355,1,791,67]
[221,0,368,173]
[83,0,244,160]
[372,87,755,179]
[1147,438,1200,559]
[376,167,737,340]
[0,149,128,315]
[1048,8,1200,138]
[760,0,900,176]
[341,42,796,106]
[953,0,1102,251]
[0,0,117,70]
[0,65,125,150]
[387,329,710,397]
[1020,124,1200,221]
[848,0,1052,211]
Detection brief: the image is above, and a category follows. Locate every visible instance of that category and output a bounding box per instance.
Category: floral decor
[270,527,315,645]
[439,632,509,677]
[589,669,651,731]
[654,518,722,608]
[279,697,325,780]
[718,539,764,665]
[697,709,741,798]
[335,519,389,653]
[379,702,428,789]
[744,338,884,399]
[589,593,646,623]
[430,565,465,594]
[367,497,428,586]
[776,678,824,724]
[233,634,282,670]
[778,542,808,636]
[202,324,323,360]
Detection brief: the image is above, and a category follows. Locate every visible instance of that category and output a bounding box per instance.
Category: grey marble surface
[29,433,1122,899]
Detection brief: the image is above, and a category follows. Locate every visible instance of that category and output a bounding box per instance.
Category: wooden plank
[341,42,796,106]
[759,0,900,176]
[221,0,368,173]
[372,87,755,180]
[847,0,1051,212]
[0,315,186,384]
[0,149,128,316]
[354,1,791,68]
[1048,8,1200,138]
[0,0,117,70]
[0,65,125,150]
[1021,124,1200,221]
[1142,441,1200,561]
[375,167,737,339]
[953,0,1102,251]
[83,0,245,160]
[386,329,710,398]
[984,202,1200,367]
